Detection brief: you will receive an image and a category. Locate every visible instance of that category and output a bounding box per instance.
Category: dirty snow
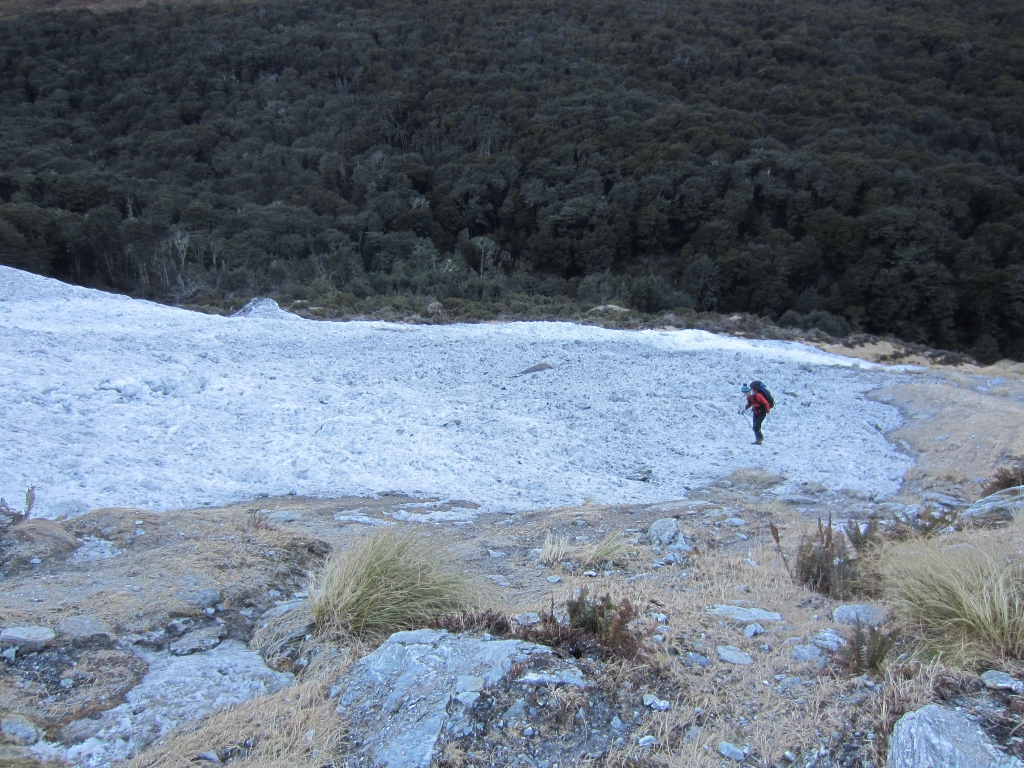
[0,266,912,520]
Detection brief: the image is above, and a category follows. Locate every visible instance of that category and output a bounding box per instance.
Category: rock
[811,629,846,653]
[923,492,967,508]
[792,644,823,663]
[719,741,747,761]
[513,612,541,627]
[980,670,1024,695]
[647,518,680,546]
[486,575,511,587]
[709,605,783,623]
[57,615,114,645]
[334,629,588,768]
[778,495,818,505]
[57,715,108,745]
[888,703,1024,768]
[744,623,765,638]
[643,694,670,711]
[197,751,223,764]
[723,517,747,527]
[833,604,886,627]
[717,646,753,665]
[170,625,227,656]
[0,714,40,745]
[332,513,394,526]
[637,735,657,748]
[681,652,711,668]
[627,467,653,482]
[546,576,561,583]
[958,486,1024,529]
[267,510,301,523]
[487,549,506,558]
[0,625,55,653]
[231,297,300,321]
[519,668,587,688]
[178,588,223,609]
[667,540,694,553]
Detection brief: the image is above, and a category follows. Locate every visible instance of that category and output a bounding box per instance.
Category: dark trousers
[753,412,766,443]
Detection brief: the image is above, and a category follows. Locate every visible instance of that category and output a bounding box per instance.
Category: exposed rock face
[708,605,783,623]
[0,625,56,653]
[57,615,114,646]
[888,703,1024,768]
[958,486,1024,529]
[334,629,589,768]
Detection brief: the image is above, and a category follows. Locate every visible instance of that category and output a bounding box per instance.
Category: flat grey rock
[717,645,753,665]
[1,713,40,745]
[723,517,747,527]
[169,625,227,656]
[513,612,541,626]
[57,615,114,644]
[777,495,818,505]
[833,604,886,627]
[486,574,511,587]
[0,625,55,652]
[811,629,846,653]
[647,518,680,546]
[981,670,1023,695]
[719,741,747,761]
[267,510,301,523]
[792,644,823,663]
[923,492,967,508]
[709,605,783,623]
[682,652,711,668]
[334,629,588,768]
[743,623,765,638]
[178,588,222,609]
[958,486,1024,529]
[333,512,395,526]
[888,703,1023,768]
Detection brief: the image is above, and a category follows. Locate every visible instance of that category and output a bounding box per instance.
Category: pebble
[637,735,657,748]
[743,623,765,638]
[718,741,746,761]
[583,570,597,577]
[546,576,561,583]
[832,604,886,626]
[717,646,753,665]
[784,750,797,762]
[643,694,670,711]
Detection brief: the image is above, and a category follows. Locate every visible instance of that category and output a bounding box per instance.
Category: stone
[719,741,747,761]
[57,715,107,745]
[717,646,753,665]
[792,645,823,663]
[513,612,541,627]
[57,615,114,645]
[647,518,680,546]
[197,750,223,764]
[980,670,1023,695]
[170,625,227,656]
[723,517,747,527]
[486,575,511,587]
[811,629,846,653]
[643,694,670,711]
[0,625,55,652]
[778,495,818,505]
[743,623,765,638]
[958,486,1024,529]
[682,652,711,668]
[637,735,657,748]
[667,540,694,553]
[888,703,1023,768]
[178,588,223,609]
[334,629,588,768]
[709,605,783,623]
[923,492,967,508]
[332,513,394,526]
[0,714,40,745]
[519,668,587,688]
[659,552,687,565]
[267,510,301,523]
[833,604,886,627]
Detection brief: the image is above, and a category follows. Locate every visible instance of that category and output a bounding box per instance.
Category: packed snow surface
[0,267,911,519]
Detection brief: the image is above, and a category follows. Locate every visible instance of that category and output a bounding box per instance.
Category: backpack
[750,380,775,409]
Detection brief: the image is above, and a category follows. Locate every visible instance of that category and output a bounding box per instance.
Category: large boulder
[888,703,1023,768]
[333,629,589,768]
[957,486,1024,529]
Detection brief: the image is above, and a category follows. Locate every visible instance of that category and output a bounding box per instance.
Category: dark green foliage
[982,459,1024,497]
[0,486,35,525]
[839,620,896,676]
[564,587,641,657]
[0,0,1022,357]
[845,518,882,555]
[795,514,860,599]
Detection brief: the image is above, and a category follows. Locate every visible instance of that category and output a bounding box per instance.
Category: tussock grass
[883,542,1024,665]
[310,528,485,640]
[540,530,571,566]
[727,467,783,488]
[577,532,630,567]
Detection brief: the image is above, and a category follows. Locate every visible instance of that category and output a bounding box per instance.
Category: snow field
[0,266,912,520]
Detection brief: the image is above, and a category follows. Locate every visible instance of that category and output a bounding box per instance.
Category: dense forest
[0,0,1022,358]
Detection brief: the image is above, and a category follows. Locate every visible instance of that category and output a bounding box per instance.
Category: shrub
[564,587,640,656]
[309,528,485,640]
[838,620,896,676]
[794,515,861,599]
[983,459,1024,497]
[882,543,1024,664]
[0,486,35,524]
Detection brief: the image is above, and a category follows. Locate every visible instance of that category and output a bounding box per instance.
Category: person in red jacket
[741,383,771,445]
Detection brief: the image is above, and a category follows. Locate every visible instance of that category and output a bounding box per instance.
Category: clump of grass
[0,486,36,524]
[983,459,1024,497]
[577,532,629,568]
[309,528,485,640]
[247,509,277,533]
[727,468,783,488]
[882,543,1024,665]
[540,530,571,566]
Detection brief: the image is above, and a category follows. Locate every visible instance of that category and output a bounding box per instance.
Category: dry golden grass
[882,518,1024,666]
[124,674,347,768]
[310,527,487,640]
[576,531,630,568]
[540,529,571,566]
[727,467,783,488]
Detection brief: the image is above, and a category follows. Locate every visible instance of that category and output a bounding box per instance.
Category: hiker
[741,382,772,445]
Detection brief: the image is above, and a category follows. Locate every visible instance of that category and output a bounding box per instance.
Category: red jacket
[746,392,771,416]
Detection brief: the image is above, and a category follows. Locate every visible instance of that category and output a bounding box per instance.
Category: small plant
[540,530,571,566]
[577,532,629,568]
[0,486,35,524]
[845,518,881,554]
[565,587,641,656]
[795,513,859,598]
[310,528,484,639]
[246,510,276,532]
[983,459,1024,497]
[839,620,895,676]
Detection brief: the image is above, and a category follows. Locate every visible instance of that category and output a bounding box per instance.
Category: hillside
[1,0,1022,359]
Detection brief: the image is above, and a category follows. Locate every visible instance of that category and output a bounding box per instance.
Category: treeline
[0,0,1022,358]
